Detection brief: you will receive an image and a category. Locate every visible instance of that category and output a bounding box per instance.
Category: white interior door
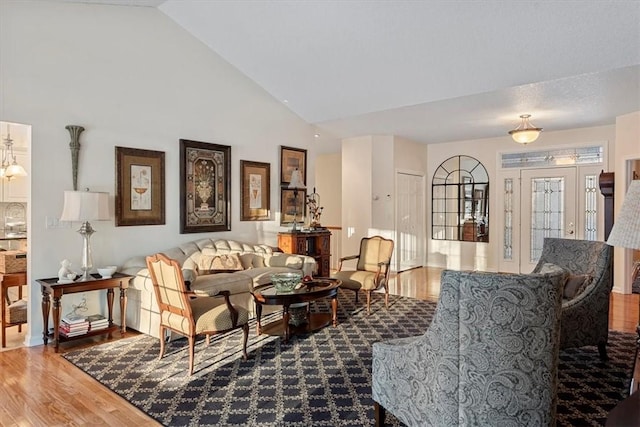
[396,172,424,271]
[520,168,577,272]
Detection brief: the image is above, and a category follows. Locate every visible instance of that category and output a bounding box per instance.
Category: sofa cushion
[266,253,304,270]
[564,274,592,299]
[190,272,252,297]
[239,253,266,269]
[198,250,243,272]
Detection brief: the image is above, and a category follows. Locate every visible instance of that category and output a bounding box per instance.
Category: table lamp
[60,190,110,281]
[288,169,306,232]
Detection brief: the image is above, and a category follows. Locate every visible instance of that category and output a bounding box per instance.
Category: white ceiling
[59,1,640,151]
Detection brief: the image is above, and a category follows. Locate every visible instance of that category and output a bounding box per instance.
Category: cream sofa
[120,238,316,339]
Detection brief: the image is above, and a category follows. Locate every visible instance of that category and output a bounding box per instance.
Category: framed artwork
[180,139,231,233]
[280,188,306,225]
[241,160,271,221]
[115,146,165,226]
[280,146,307,185]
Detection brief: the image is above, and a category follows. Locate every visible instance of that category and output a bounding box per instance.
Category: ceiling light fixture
[1,125,27,180]
[508,114,543,144]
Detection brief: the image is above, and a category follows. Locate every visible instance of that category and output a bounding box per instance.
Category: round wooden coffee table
[251,277,340,343]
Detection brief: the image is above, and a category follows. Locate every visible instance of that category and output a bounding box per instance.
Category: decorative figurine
[306,188,324,229]
[58,259,76,281]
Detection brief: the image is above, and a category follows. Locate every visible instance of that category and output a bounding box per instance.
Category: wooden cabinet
[278,231,332,277]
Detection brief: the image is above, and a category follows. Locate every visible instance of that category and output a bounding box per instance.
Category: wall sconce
[508,114,543,144]
[1,124,27,180]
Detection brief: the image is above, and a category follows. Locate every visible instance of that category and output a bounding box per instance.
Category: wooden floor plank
[0,267,636,426]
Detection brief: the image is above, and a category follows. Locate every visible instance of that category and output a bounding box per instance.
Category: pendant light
[1,125,27,180]
[508,114,543,144]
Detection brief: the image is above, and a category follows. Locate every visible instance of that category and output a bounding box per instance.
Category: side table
[1,271,27,348]
[37,272,131,352]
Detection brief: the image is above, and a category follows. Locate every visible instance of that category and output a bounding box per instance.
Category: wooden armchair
[331,235,394,314]
[146,253,250,375]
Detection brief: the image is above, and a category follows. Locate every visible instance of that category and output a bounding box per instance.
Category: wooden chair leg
[188,335,195,376]
[598,342,608,361]
[384,282,389,309]
[205,334,210,347]
[354,289,359,303]
[374,401,386,427]
[241,324,249,361]
[366,291,372,315]
[158,326,166,359]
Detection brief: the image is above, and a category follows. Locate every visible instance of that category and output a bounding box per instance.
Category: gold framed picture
[280,145,307,185]
[241,160,271,221]
[115,146,165,226]
[280,188,306,225]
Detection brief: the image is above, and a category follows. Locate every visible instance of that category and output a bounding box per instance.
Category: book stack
[60,314,89,337]
[86,314,109,331]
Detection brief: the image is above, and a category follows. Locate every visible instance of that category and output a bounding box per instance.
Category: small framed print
[280,145,307,185]
[280,188,306,225]
[241,160,271,221]
[180,139,231,233]
[115,146,165,226]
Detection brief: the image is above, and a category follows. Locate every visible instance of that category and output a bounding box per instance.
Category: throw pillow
[564,274,592,299]
[198,252,244,272]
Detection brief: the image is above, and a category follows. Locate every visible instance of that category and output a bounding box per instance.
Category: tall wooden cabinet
[278,231,331,277]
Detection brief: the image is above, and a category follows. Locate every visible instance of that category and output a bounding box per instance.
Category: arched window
[432,155,489,242]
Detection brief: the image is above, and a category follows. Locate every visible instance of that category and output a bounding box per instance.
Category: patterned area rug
[63,292,635,426]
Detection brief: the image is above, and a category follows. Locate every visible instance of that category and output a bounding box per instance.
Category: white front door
[511,165,603,273]
[396,172,425,271]
[520,167,578,272]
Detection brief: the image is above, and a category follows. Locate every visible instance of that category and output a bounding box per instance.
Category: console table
[278,230,331,277]
[37,273,131,352]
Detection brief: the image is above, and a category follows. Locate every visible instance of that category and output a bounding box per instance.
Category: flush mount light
[508,114,543,144]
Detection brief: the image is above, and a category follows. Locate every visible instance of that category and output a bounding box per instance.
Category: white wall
[315,153,341,228]
[426,124,616,272]
[341,136,373,258]
[371,136,394,233]
[1,1,317,346]
[613,111,640,293]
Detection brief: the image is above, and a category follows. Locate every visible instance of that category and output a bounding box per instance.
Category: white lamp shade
[510,129,542,144]
[607,180,640,250]
[60,191,110,222]
[288,169,306,190]
[5,163,27,178]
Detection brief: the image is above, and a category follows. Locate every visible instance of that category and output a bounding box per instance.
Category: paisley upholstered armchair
[532,237,613,360]
[372,266,566,426]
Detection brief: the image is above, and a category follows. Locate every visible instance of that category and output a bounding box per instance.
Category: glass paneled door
[517,166,603,273]
[520,168,577,272]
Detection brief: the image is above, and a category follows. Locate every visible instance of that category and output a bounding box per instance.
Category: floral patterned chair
[532,237,613,360]
[372,265,566,426]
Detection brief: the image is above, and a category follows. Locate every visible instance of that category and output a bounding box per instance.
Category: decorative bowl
[271,272,302,293]
[97,266,117,278]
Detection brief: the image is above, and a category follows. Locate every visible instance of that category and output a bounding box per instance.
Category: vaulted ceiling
[59,1,640,152]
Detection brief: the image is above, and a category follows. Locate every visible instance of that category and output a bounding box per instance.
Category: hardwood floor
[0,267,637,426]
